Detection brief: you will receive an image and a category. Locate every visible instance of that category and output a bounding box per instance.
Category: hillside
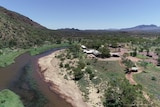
[0,6,54,48]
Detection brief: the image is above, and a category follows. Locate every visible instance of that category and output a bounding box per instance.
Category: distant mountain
[121,24,160,32]
[57,28,80,32]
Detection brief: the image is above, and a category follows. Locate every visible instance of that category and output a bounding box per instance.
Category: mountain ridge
[120,24,160,32]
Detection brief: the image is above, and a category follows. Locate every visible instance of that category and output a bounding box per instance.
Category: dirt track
[124,56,151,103]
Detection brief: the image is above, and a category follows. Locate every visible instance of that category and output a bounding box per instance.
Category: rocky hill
[0,6,53,48]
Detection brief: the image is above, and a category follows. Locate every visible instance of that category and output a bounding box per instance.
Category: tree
[73,67,84,81]
[130,48,137,57]
[146,48,149,56]
[98,47,110,58]
[111,42,118,48]
[104,79,146,107]
[157,56,160,66]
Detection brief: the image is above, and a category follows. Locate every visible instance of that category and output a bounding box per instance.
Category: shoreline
[38,49,91,107]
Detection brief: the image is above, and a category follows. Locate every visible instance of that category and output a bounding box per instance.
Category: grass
[78,77,90,101]
[134,64,160,105]
[77,58,125,95]
[76,58,126,102]
[88,59,125,82]
[0,89,24,107]
[29,43,71,56]
[136,54,149,59]
[0,49,26,67]
[0,43,71,67]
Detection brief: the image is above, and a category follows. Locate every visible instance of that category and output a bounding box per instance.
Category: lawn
[0,89,24,107]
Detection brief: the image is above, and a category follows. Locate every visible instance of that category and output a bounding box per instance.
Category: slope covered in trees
[0,6,56,48]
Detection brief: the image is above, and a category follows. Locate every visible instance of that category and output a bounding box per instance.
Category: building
[110,53,120,57]
[131,67,138,72]
[83,49,101,56]
[81,45,87,49]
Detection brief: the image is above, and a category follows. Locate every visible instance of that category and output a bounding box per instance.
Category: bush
[89,73,95,80]
[64,63,71,70]
[86,62,90,65]
[59,62,63,68]
[73,67,84,81]
[85,67,92,74]
[151,76,157,81]
[78,60,85,69]
[122,59,135,68]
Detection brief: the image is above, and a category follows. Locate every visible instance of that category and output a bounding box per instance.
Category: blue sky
[1,0,160,29]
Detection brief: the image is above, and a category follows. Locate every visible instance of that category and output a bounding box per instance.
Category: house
[83,49,94,54]
[110,53,120,57]
[131,67,138,72]
[92,50,101,56]
[83,49,101,56]
[81,45,87,49]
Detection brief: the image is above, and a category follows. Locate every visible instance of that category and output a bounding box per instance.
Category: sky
[0,0,160,30]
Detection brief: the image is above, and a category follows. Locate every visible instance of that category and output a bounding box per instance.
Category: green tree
[73,67,84,81]
[104,79,146,107]
[146,48,150,56]
[157,56,160,66]
[98,47,110,58]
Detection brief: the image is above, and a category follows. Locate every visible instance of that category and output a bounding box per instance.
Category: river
[0,48,72,107]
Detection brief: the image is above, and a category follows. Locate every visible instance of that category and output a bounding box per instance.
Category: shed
[110,53,120,57]
[131,67,138,72]
[81,45,87,49]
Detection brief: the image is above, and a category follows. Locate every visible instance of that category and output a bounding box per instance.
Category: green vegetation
[29,43,71,55]
[0,43,71,67]
[98,46,110,58]
[0,89,24,107]
[130,48,137,57]
[104,79,148,107]
[0,49,26,67]
[136,54,149,59]
[122,58,135,68]
[134,63,160,105]
[88,59,125,81]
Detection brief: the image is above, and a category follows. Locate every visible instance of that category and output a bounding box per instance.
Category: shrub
[78,60,85,69]
[86,62,90,65]
[89,73,95,80]
[85,67,92,74]
[151,76,157,81]
[73,67,84,81]
[59,62,63,68]
[64,63,70,70]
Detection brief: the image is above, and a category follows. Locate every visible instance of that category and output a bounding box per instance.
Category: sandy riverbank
[38,50,92,107]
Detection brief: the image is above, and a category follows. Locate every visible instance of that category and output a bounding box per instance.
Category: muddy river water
[0,48,72,107]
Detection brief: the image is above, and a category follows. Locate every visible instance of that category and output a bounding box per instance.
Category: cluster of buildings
[81,45,101,56]
[81,45,139,72]
[81,45,120,57]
